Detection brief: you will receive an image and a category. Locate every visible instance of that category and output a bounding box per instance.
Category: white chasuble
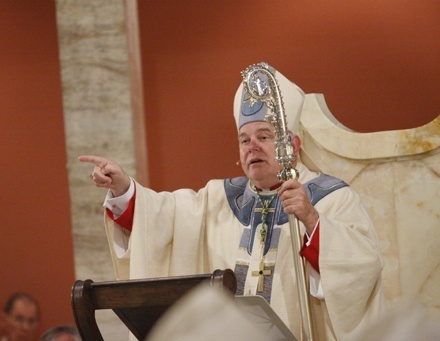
[104,163,383,340]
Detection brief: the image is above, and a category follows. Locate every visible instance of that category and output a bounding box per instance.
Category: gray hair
[40,325,81,341]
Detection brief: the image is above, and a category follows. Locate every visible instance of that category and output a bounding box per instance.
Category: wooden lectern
[71,269,237,340]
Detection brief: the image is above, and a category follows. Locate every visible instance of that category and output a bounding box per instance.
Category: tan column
[56,0,146,338]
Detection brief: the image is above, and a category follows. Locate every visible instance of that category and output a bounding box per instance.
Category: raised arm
[78,155,131,197]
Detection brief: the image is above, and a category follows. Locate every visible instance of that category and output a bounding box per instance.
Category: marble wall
[56,0,135,339]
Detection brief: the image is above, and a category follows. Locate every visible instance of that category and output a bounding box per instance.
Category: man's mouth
[249,158,264,165]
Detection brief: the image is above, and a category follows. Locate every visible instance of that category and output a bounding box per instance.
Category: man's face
[238,121,281,189]
[3,299,39,341]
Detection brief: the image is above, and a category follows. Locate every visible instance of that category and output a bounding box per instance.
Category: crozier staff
[79,64,383,340]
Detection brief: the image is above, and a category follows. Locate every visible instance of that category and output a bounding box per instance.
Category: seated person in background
[40,325,80,341]
[1,292,40,341]
[79,64,384,340]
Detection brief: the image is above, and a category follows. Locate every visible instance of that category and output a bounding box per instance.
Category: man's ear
[291,134,301,156]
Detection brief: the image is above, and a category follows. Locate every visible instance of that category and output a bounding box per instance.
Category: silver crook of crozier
[242,63,299,184]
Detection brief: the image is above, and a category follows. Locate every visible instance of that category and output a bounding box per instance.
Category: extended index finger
[78,155,108,167]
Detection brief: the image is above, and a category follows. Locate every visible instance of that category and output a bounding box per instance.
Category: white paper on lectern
[235,295,297,341]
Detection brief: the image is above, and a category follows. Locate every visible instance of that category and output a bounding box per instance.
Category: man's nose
[22,321,32,330]
[247,138,260,151]
[19,319,36,332]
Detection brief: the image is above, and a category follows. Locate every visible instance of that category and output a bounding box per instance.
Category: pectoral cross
[254,203,275,243]
[252,261,272,292]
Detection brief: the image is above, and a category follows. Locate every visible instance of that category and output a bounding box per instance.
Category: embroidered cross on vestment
[252,261,272,292]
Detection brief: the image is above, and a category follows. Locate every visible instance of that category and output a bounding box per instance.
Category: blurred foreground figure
[146,284,268,341]
[40,325,81,341]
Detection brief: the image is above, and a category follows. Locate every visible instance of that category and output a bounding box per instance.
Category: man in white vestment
[79,64,384,340]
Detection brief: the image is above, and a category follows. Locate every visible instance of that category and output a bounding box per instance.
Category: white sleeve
[304,218,324,299]
[304,218,319,246]
[112,225,130,259]
[103,178,135,219]
[309,266,324,299]
[103,179,135,258]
